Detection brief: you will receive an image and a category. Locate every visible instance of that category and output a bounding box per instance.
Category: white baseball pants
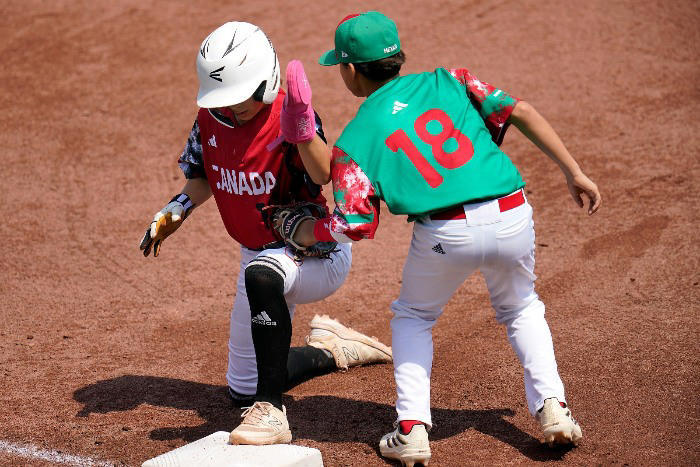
[391,192,566,427]
[226,243,352,395]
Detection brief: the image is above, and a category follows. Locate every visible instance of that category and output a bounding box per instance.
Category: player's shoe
[536,397,583,447]
[229,401,292,445]
[379,423,431,467]
[306,314,392,371]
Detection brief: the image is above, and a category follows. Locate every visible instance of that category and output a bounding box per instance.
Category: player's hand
[264,202,326,250]
[281,60,315,143]
[566,172,601,215]
[291,218,317,248]
[139,194,194,257]
[267,60,316,151]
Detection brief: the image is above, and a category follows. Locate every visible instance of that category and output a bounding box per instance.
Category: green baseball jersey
[335,67,525,217]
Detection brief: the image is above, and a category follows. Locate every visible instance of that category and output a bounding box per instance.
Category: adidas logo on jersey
[432,243,446,255]
[252,311,276,326]
[392,101,408,114]
[208,134,217,147]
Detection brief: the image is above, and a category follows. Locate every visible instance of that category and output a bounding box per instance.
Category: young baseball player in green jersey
[276,10,602,466]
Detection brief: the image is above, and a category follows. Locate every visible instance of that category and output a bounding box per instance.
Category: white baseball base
[142,432,323,467]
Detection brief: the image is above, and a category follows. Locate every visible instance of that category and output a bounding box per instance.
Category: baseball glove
[263,202,338,259]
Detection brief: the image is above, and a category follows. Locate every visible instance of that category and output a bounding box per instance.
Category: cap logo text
[383,44,398,54]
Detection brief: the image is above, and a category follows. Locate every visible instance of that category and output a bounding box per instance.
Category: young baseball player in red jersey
[281,11,602,466]
[139,21,392,446]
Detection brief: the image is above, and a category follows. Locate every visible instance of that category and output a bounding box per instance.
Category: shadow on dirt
[74,375,571,461]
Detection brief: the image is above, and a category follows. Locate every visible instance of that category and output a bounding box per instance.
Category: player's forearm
[296,135,332,185]
[509,101,583,179]
[181,177,212,207]
[294,217,359,247]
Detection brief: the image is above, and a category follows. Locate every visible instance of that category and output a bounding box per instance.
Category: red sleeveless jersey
[195,91,327,249]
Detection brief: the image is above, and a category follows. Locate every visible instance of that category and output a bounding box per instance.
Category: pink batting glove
[280,60,316,144]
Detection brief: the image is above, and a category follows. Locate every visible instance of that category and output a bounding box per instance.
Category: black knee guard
[245,262,292,409]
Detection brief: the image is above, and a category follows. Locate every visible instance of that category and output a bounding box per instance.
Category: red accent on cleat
[399,420,425,435]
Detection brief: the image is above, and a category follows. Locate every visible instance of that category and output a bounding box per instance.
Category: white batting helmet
[196,22,280,108]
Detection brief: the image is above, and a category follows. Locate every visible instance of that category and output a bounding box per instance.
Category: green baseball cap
[319,11,401,66]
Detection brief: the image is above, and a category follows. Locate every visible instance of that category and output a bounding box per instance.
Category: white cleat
[379,424,431,467]
[537,398,583,447]
[306,314,392,370]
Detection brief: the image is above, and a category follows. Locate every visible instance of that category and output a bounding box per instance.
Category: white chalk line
[0,440,114,466]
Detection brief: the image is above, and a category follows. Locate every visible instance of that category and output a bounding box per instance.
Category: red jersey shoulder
[196,94,286,170]
[196,91,284,144]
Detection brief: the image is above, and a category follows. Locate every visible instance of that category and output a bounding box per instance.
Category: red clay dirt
[1,1,698,466]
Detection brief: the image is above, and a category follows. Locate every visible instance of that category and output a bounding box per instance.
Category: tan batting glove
[139,194,194,257]
[566,172,602,215]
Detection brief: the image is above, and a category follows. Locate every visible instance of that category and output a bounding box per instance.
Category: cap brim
[319,49,341,66]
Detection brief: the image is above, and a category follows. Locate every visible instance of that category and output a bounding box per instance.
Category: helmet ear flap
[259,55,280,104]
[252,81,266,102]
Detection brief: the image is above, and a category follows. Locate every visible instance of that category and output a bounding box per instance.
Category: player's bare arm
[296,135,331,184]
[181,177,212,206]
[509,101,602,215]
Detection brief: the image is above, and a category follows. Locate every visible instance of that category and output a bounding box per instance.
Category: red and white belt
[430,189,525,221]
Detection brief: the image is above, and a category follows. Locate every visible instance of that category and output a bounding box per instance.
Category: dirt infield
[1,0,698,465]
